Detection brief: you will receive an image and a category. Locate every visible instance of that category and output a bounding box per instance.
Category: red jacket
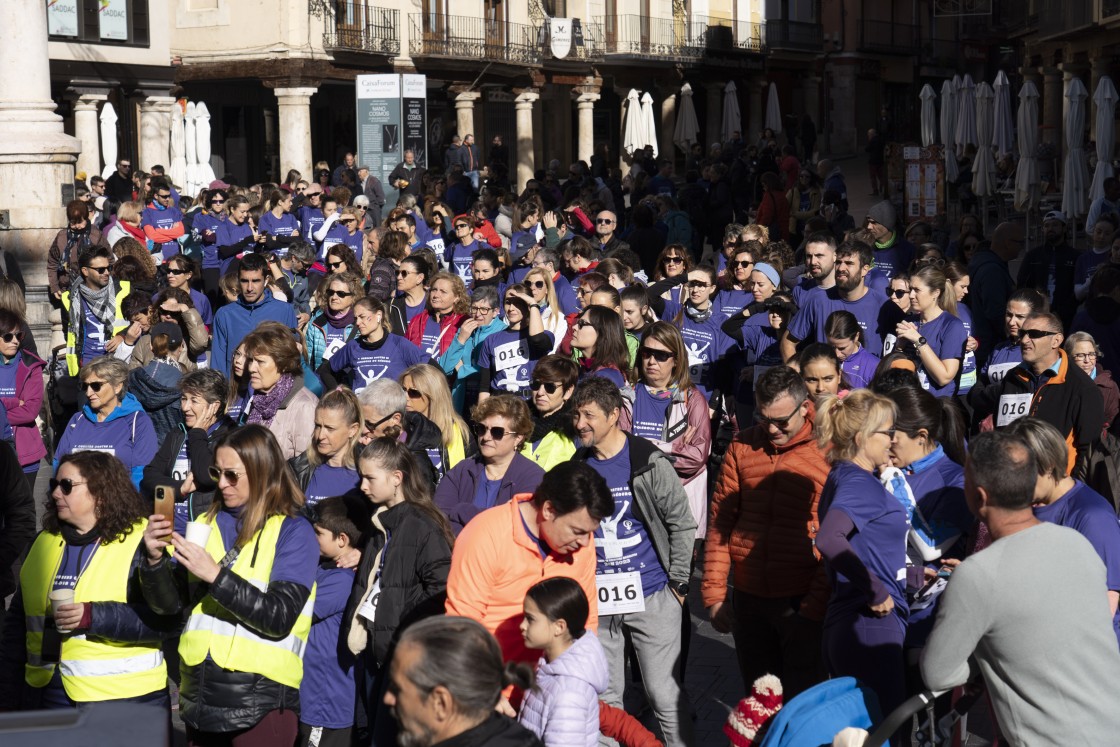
[405,311,464,357]
[755,190,791,241]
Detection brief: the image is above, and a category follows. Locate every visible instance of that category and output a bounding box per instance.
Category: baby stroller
[756,676,983,747]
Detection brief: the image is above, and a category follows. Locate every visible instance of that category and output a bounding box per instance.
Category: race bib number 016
[996,393,1032,427]
[595,571,645,616]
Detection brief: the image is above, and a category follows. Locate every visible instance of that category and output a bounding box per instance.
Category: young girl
[517,577,609,747]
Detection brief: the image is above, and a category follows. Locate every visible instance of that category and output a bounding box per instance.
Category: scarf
[684,303,713,323]
[120,220,146,242]
[69,276,118,356]
[64,227,91,268]
[406,311,464,357]
[60,522,102,547]
[530,401,575,443]
[326,307,355,330]
[247,373,295,427]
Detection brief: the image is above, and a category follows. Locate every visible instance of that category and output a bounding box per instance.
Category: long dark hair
[45,452,148,543]
[574,305,632,382]
[358,438,455,549]
[526,577,590,639]
[884,385,967,465]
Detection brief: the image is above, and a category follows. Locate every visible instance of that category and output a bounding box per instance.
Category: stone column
[68,89,108,180]
[1040,66,1063,147]
[575,91,600,164]
[532,91,545,170]
[0,0,81,353]
[273,86,317,181]
[514,89,539,192]
[453,90,480,138]
[138,93,175,171]
[802,74,821,142]
[262,107,278,181]
[705,81,724,149]
[659,92,675,164]
[747,76,765,144]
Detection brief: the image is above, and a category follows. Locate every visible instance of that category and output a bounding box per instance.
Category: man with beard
[791,231,838,307]
[781,238,902,361]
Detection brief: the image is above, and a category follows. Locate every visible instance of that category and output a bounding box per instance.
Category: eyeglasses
[159,307,178,317]
[573,318,591,330]
[469,305,494,315]
[167,267,190,276]
[874,429,897,438]
[529,280,546,290]
[472,423,514,441]
[49,478,87,495]
[1020,329,1058,340]
[208,466,244,485]
[157,193,172,200]
[731,260,753,269]
[355,205,367,211]
[890,289,909,298]
[325,289,354,298]
[530,380,561,394]
[210,199,225,205]
[0,332,22,343]
[640,347,674,363]
[664,256,685,265]
[86,265,111,275]
[754,401,806,428]
[1073,352,1098,361]
[595,219,614,225]
[363,413,395,434]
[328,261,345,270]
[341,219,357,225]
[455,224,470,230]
[405,387,426,400]
[83,381,107,392]
[686,280,711,289]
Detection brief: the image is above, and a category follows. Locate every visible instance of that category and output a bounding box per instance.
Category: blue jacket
[211,289,297,375]
[300,563,356,729]
[54,393,158,487]
[432,453,544,534]
[439,316,506,409]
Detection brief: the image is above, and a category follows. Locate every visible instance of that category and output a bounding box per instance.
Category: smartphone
[154,486,175,525]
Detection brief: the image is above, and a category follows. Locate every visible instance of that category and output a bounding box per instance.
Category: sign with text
[401,74,428,167]
[356,74,426,205]
[99,0,129,41]
[47,0,79,36]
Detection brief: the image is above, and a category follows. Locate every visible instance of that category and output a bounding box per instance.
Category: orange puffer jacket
[702,408,831,620]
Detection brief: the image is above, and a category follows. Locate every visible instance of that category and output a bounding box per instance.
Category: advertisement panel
[356,74,402,201]
[99,0,129,41]
[47,0,79,36]
[401,74,428,167]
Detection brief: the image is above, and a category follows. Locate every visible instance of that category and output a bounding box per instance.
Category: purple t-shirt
[477,328,553,394]
[448,240,478,284]
[982,340,1022,385]
[52,543,98,592]
[676,311,734,399]
[330,334,425,393]
[0,357,18,398]
[905,312,968,398]
[301,565,356,728]
[841,346,880,390]
[789,286,903,358]
[588,440,668,599]
[630,384,672,442]
[956,304,976,394]
[211,509,318,588]
[583,367,626,388]
[1074,248,1112,286]
[305,464,360,508]
[712,289,753,323]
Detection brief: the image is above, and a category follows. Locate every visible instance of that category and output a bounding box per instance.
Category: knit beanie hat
[867,200,896,231]
[724,674,783,747]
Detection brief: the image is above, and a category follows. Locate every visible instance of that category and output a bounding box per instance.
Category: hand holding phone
[154,486,175,526]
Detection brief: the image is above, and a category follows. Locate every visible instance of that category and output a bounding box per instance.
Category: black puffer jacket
[138,537,312,732]
[141,420,232,512]
[342,501,451,666]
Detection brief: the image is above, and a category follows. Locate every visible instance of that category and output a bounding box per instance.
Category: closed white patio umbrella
[99,102,118,180]
[764,82,781,135]
[721,81,742,145]
[955,74,977,155]
[972,82,996,200]
[639,91,658,158]
[941,80,958,182]
[622,89,642,157]
[1014,80,1040,213]
[169,101,187,190]
[1089,76,1117,204]
[673,83,699,153]
[920,84,937,147]
[184,102,199,196]
[1061,78,1089,220]
[993,71,1014,159]
[195,102,217,190]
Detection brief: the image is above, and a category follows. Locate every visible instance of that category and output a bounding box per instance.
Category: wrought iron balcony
[764,19,823,52]
[592,15,703,60]
[322,2,399,55]
[408,13,540,65]
[859,20,916,55]
[688,15,766,53]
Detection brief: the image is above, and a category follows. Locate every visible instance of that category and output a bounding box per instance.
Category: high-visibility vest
[60,281,132,376]
[522,430,576,472]
[178,513,314,690]
[21,520,166,701]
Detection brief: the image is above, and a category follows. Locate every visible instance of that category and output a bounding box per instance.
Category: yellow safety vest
[21,520,166,702]
[178,514,315,690]
[60,281,132,376]
[521,430,576,472]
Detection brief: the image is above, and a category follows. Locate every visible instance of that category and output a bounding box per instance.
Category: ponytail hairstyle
[525,576,590,640]
[358,438,455,549]
[824,310,865,348]
[814,388,897,464]
[884,384,967,466]
[908,265,957,317]
[308,387,363,469]
[150,324,183,362]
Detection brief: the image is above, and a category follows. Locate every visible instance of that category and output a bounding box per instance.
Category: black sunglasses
[530,380,560,394]
[0,332,22,343]
[640,347,674,363]
[686,280,710,289]
[406,387,426,400]
[328,261,346,270]
[472,423,513,441]
[208,466,244,485]
[664,256,685,265]
[364,413,395,433]
[83,381,107,392]
[326,289,354,298]
[731,260,753,269]
[1021,328,1058,340]
[595,218,614,225]
[87,265,112,275]
[529,280,546,290]
[49,478,87,495]
[754,400,806,428]
[167,267,190,276]
[890,289,909,298]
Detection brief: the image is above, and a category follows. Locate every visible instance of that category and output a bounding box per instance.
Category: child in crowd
[299,496,361,747]
[517,577,609,747]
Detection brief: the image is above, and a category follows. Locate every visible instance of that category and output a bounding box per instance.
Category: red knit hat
[724,674,783,747]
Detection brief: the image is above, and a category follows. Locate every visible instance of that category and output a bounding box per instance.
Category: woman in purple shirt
[826,309,880,390]
[815,389,909,722]
[896,265,967,398]
[289,389,362,509]
[570,305,632,389]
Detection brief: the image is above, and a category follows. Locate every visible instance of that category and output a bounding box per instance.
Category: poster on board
[356,74,402,204]
[401,74,428,168]
[47,0,80,36]
[100,0,130,41]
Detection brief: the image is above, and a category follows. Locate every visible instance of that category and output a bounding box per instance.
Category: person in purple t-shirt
[291,389,363,509]
[826,309,880,390]
[895,266,968,398]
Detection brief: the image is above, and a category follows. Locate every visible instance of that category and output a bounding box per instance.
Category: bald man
[969,221,1026,363]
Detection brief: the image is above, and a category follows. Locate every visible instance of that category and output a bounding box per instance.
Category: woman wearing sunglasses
[713,243,758,322]
[288,388,362,508]
[325,297,424,395]
[569,305,633,388]
[400,363,473,482]
[0,309,47,491]
[433,394,544,535]
[130,287,208,372]
[896,265,967,398]
[649,245,692,310]
[335,207,365,264]
[386,255,429,337]
[239,324,319,460]
[164,254,212,327]
[524,267,568,351]
[476,285,554,399]
[305,272,363,370]
[447,213,482,284]
[665,265,734,402]
[521,354,579,471]
[630,322,712,534]
[439,286,506,409]
[0,451,176,711]
[887,275,910,314]
[54,357,157,488]
[140,424,318,745]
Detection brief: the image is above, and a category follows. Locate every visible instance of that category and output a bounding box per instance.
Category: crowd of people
[0,133,1118,747]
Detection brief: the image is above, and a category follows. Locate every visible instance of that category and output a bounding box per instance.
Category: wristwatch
[914,336,927,350]
[669,581,689,597]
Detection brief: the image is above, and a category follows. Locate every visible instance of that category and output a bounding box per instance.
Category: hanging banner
[550,18,573,59]
[99,0,129,41]
[401,74,428,168]
[356,74,402,204]
[47,0,80,37]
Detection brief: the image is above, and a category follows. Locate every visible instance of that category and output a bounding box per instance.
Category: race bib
[996,393,1033,427]
[882,334,898,356]
[987,361,1017,384]
[917,368,930,391]
[172,457,190,482]
[493,339,530,372]
[427,237,446,262]
[358,577,382,623]
[323,336,347,361]
[595,571,645,616]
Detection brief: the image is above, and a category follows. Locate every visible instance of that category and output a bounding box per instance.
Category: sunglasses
[529,280,546,289]
[363,413,395,433]
[325,289,354,298]
[664,256,685,265]
[472,423,514,441]
[49,478,87,495]
[397,270,416,278]
[1020,328,1058,340]
[208,466,245,485]
[87,265,112,275]
[159,307,178,317]
[355,205,367,211]
[167,267,190,276]
[406,387,426,400]
[731,260,753,269]
[210,199,226,205]
[890,289,909,298]
[754,401,806,428]
[328,261,346,270]
[530,380,561,394]
[455,224,470,230]
[83,381,108,392]
[157,193,172,200]
[595,219,614,225]
[686,280,711,289]
[640,347,674,363]
[0,332,22,343]
[573,318,591,330]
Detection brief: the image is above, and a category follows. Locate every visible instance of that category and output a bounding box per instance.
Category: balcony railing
[1037,0,1094,38]
[859,20,916,55]
[592,15,703,59]
[408,13,540,65]
[764,19,823,52]
[323,2,399,55]
[688,15,766,53]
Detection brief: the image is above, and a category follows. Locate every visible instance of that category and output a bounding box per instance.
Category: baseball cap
[150,322,183,348]
[1043,210,1067,224]
[208,179,230,190]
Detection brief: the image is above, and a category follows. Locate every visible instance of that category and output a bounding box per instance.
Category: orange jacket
[599,702,662,747]
[703,409,831,619]
[446,494,598,665]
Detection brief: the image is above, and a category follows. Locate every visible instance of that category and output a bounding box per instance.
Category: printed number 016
[598,583,638,604]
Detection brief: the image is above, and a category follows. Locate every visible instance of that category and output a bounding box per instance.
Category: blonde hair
[815,389,896,463]
[908,265,958,317]
[117,200,143,226]
[0,277,26,320]
[307,387,363,469]
[400,363,468,452]
[525,267,564,336]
